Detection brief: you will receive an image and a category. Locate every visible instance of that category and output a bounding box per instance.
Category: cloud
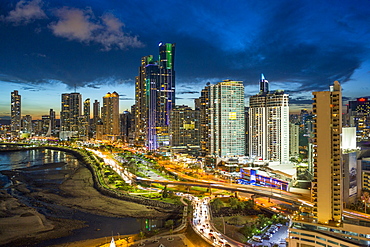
[49,7,143,50]
[177,91,199,95]
[2,0,47,25]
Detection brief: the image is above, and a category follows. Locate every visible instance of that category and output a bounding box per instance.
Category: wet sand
[0,164,172,246]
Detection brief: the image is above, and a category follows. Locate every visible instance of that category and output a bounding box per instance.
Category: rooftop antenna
[74,84,77,93]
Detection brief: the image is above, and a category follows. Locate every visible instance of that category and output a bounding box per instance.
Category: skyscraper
[346,97,370,141]
[134,43,175,150]
[196,84,211,156]
[11,90,21,135]
[249,74,289,163]
[209,80,245,157]
[60,93,82,132]
[81,98,90,138]
[101,92,119,138]
[288,81,370,247]
[170,105,200,149]
[312,81,342,224]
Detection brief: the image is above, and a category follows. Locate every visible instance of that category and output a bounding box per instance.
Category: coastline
[0,149,175,246]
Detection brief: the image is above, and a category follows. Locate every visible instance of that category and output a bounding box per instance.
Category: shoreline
[0,149,177,246]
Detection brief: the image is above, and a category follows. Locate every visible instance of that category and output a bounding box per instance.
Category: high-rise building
[21,115,32,133]
[346,97,370,141]
[312,80,342,224]
[196,84,211,156]
[249,74,289,163]
[92,100,100,136]
[289,81,370,247]
[120,110,133,143]
[209,80,245,157]
[11,90,21,135]
[101,92,119,138]
[170,105,200,149]
[134,43,175,150]
[49,109,56,135]
[80,98,90,138]
[289,123,299,156]
[60,93,82,132]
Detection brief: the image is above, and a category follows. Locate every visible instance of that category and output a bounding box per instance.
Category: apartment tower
[249,74,289,163]
[312,81,342,224]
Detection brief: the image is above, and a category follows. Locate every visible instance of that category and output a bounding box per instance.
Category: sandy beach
[0,163,174,246]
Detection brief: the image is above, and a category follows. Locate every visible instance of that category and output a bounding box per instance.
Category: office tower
[289,123,299,156]
[101,92,119,138]
[196,84,211,156]
[60,93,82,132]
[312,80,342,224]
[134,43,175,150]
[120,110,133,143]
[289,81,370,247]
[209,80,245,157]
[170,105,200,149]
[11,90,21,134]
[346,98,370,141]
[21,115,32,133]
[249,74,289,164]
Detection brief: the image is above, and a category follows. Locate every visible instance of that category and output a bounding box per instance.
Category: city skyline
[1,0,370,119]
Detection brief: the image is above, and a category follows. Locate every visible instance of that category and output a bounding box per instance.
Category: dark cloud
[0,0,370,102]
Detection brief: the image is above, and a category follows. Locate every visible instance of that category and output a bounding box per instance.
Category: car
[276,223,283,227]
[252,236,262,242]
[262,234,271,240]
[225,244,231,247]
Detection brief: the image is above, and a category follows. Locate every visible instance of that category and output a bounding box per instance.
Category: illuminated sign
[229,112,236,120]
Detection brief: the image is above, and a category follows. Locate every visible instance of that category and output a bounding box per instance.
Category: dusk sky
[1,0,370,119]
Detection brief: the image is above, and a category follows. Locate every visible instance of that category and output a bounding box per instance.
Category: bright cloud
[49,7,143,50]
[3,0,47,25]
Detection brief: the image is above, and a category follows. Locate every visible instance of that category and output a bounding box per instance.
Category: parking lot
[249,224,288,246]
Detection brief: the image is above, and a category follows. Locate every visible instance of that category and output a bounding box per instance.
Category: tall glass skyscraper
[134,43,175,150]
[209,80,245,157]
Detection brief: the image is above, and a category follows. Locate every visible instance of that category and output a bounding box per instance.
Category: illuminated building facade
[21,115,32,133]
[312,81,342,224]
[209,80,245,157]
[11,90,21,135]
[170,105,200,149]
[249,74,289,163]
[101,92,119,138]
[289,81,370,247]
[134,43,175,150]
[289,123,299,156]
[60,93,82,132]
[346,97,370,141]
[92,99,100,136]
[196,84,212,156]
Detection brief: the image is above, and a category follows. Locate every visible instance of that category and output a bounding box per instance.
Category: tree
[211,198,224,213]
[165,219,174,229]
[162,185,168,198]
[229,197,240,210]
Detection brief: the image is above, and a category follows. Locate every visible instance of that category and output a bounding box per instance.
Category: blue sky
[0,0,370,119]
